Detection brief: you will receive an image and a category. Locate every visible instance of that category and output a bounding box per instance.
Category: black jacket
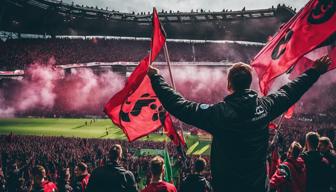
[85,162,138,192]
[322,150,336,191]
[150,68,321,192]
[180,173,212,192]
[73,175,88,192]
[301,151,332,192]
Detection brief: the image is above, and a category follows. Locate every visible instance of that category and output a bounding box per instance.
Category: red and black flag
[104,8,185,146]
[252,0,336,96]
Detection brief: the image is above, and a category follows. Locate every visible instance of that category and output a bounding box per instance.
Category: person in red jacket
[270,141,306,192]
[142,156,177,192]
[31,165,58,192]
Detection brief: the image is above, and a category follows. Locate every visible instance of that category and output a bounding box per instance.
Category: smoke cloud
[15,64,58,111]
[0,61,335,118]
[0,90,15,118]
[161,67,229,103]
[0,64,125,117]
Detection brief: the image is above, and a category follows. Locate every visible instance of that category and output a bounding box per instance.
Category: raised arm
[148,68,219,134]
[269,164,290,191]
[262,56,332,121]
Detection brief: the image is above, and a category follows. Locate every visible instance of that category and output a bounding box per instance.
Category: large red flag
[252,0,336,96]
[285,35,336,118]
[289,35,336,79]
[104,8,185,145]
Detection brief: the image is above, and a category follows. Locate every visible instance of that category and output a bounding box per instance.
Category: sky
[62,0,309,13]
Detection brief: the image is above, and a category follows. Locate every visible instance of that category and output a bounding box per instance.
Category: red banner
[104,8,185,145]
[252,0,336,95]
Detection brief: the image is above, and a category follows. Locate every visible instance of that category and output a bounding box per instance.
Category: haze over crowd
[1,60,336,118]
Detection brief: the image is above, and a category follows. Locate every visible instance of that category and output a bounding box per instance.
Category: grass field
[0,118,211,155]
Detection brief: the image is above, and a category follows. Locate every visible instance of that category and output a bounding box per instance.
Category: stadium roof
[0,0,295,42]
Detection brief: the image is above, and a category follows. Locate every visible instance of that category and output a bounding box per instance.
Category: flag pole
[277,114,285,130]
[148,49,152,66]
[163,42,176,89]
[270,114,285,151]
[163,42,186,142]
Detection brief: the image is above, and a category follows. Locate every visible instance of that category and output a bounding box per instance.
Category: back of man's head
[109,144,122,162]
[288,141,302,159]
[77,162,88,174]
[306,132,320,150]
[194,158,206,173]
[227,62,252,92]
[319,136,334,152]
[60,167,71,181]
[150,156,164,177]
[32,165,46,182]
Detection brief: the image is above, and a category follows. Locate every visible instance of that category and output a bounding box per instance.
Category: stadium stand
[0,38,262,70]
[1,0,294,41]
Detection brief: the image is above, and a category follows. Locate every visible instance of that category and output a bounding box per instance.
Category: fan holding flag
[148,49,332,192]
[103,0,335,191]
[146,0,334,191]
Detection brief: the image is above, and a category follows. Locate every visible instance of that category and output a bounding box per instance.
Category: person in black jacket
[73,162,90,192]
[319,136,336,191]
[58,168,73,192]
[180,157,212,192]
[301,132,332,192]
[85,144,138,192]
[148,56,332,192]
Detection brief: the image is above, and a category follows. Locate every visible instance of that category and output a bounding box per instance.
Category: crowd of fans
[268,132,336,192]
[276,114,336,151]
[0,38,261,70]
[0,123,334,191]
[0,134,210,191]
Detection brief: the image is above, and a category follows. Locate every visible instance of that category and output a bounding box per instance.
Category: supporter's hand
[147,66,159,77]
[312,56,332,74]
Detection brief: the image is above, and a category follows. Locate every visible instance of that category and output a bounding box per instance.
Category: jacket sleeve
[262,68,321,121]
[73,181,82,192]
[125,171,138,192]
[180,177,189,192]
[150,74,219,134]
[269,164,290,190]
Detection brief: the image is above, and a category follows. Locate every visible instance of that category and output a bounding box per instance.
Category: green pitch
[0,118,165,141]
[0,118,211,155]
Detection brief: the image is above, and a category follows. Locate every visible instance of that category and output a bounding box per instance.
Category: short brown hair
[228,63,252,91]
[320,137,334,150]
[288,141,302,159]
[150,156,164,176]
[77,162,88,172]
[32,165,46,178]
[109,144,122,161]
[194,158,207,173]
[306,132,320,150]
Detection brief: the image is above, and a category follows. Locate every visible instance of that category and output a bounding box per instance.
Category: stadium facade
[0,0,296,77]
[1,0,295,41]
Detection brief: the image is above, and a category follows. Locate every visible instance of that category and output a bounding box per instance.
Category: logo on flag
[308,0,335,24]
[271,29,293,60]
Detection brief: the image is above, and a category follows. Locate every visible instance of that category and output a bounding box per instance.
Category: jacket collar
[224,89,258,102]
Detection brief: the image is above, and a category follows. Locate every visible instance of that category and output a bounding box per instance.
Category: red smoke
[54,69,125,114]
[0,64,125,117]
[0,63,335,118]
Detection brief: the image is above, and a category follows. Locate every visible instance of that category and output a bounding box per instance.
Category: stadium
[0,0,335,191]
